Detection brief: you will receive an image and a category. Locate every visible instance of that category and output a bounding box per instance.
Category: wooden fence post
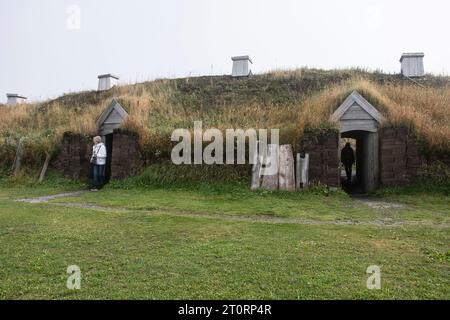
[38,152,51,183]
[296,153,310,188]
[12,137,26,176]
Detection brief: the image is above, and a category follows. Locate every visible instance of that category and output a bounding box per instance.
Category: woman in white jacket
[90,136,107,191]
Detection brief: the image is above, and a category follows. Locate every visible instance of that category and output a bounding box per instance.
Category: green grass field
[0,184,448,299]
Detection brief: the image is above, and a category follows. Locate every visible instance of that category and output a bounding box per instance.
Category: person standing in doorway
[90,136,107,191]
[341,142,355,183]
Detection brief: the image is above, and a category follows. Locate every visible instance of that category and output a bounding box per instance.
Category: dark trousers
[344,163,352,182]
[92,164,105,189]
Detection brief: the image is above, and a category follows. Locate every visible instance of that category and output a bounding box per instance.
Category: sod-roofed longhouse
[0,69,449,192]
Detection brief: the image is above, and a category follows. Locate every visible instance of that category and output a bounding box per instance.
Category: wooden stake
[38,152,51,183]
[12,137,25,176]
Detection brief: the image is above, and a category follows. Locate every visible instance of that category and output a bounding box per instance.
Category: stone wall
[53,132,92,179]
[380,127,426,186]
[110,130,143,179]
[299,130,340,187]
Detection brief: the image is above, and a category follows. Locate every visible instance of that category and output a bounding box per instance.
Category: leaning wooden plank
[250,141,262,190]
[278,144,295,191]
[38,152,51,184]
[12,137,26,176]
[261,144,279,190]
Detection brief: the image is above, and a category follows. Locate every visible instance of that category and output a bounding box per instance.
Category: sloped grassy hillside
[0,68,449,168]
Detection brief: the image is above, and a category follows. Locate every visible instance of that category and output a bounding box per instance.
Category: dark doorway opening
[104,133,113,183]
[340,130,379,194]
[340,137,359,193]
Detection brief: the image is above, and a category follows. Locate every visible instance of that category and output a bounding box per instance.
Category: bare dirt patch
[16,191,88,204]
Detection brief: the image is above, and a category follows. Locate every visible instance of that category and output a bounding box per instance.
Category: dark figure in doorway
[90,136,107,191]
[341,142,355,183]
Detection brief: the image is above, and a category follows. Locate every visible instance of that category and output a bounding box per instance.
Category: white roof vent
[231,56,252,77]
[98,74,119,91]
[400,53,424,77]
[6,93,27,105]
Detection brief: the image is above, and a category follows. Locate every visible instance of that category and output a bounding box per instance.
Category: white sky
[1,0,449,102]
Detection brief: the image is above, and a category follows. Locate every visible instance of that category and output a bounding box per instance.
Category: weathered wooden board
[96,99,128,135]
[278,145,295,191]
[296,153,309,189]
[363,131,379,193]
[340,119,378,133]
[251,142,262,190]
[401,53,424,77]
[38,152,51,183]
[331,91,382,123]
[341,103,374,120]
[12,137,26,176]
[103,109,125,124]
[261,144,279,190]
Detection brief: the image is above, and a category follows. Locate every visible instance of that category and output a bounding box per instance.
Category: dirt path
[16,190,88,204]
[352,196,406,210]
[47,201,447,228]
[15,191,448,228]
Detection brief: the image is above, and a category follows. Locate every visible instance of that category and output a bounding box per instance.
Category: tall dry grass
[0,70,448,167]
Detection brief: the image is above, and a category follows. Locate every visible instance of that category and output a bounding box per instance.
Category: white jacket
[91,143,107,165]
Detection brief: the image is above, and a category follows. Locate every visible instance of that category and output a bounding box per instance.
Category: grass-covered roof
[0,68,449,166]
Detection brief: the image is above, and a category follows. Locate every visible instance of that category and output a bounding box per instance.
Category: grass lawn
[0,184,448,299]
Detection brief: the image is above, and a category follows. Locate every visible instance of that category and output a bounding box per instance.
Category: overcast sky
[1,0,449,102]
